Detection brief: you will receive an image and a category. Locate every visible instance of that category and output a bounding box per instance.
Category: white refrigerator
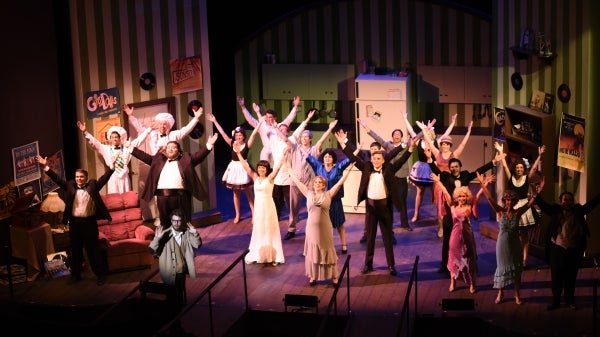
[342,74,412,213]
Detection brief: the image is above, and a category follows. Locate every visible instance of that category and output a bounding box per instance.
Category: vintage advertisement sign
[85,87,120,119]
[12,141,41,186]
[557,113,585,172]
[170,56,203,95]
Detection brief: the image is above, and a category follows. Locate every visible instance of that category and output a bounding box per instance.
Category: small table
[10,222,54,280]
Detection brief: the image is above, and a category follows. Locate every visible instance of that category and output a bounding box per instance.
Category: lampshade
[40,192,66,213]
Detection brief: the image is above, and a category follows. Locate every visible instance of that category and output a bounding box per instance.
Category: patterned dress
[304,191,338,281]
[447,204,477,285]
[245,177,285,264]
[221,142,253,190]
[493,213,523,288]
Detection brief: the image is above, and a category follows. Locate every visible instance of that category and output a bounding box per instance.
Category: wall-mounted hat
[438,135,453,145]
[187,100,203,117]
[139,72,156,90]
[107,126,127,140]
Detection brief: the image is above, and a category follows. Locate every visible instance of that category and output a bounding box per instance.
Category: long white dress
[245,177,285,264]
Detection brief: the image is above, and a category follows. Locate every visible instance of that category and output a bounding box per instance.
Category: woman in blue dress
[307,148,352,254]
[476,171,543,305]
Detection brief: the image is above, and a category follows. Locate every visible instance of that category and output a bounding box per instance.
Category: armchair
[97,191,155,272]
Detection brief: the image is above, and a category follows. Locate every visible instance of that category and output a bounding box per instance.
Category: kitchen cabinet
[418,66,491,104]
[262,64,355,100]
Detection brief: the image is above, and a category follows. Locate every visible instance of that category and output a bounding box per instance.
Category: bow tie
[77,184,87,189]
[160,134,167,138]
[374,169,382,174]
[113,146,121,150]
[168,158,179,162]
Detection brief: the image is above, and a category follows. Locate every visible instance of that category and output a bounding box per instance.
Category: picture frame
[520,27,534,50]
[529,90,546,111]
[542,93,555,114]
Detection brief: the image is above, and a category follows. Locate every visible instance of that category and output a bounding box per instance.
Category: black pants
[548,243,584,305]
[273,184,290,219]
[364,198,395,268]
[68,217,107,278]
[156,190,191,229]
[390,176,409,228]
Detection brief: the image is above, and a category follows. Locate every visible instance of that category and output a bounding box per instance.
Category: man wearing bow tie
[335,130,415,276]
[36,154,114,286]
[77,121,150,193]
[131,135,219,229]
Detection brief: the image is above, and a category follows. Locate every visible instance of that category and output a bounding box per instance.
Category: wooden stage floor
[1,184,599,337]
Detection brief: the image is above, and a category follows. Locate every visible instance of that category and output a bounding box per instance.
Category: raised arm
[326,162,356,198]
[475,171,504,213]
[431,173,453,206]
[280,96,300,127]
[313,119,338,154]
[269,146,289,182]
[514,176,544,216]
[440,113,457,138]
[247,116,264,148]
[124,104,147,133]
[528,145,546,179]
[416,120,440,158]
[494,142,512,178]
[286,161,308,196]
[357,118,390,150]
[233,142,256,179]
[401,111,418,138]
[237,96,258,128]
[206,113,232,145]
[452,120,473,158]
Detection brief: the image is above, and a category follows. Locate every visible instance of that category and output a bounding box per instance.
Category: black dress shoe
[284,232,295,240]
[309,280,317,287]
[402,225,413,232]
[360,265,373,274]
[388,266,397,276]
[359,234,367,244]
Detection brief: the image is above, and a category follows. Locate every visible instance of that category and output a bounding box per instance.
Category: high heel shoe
[469,285,477,294]
[515,297,523,305]
[233,216,240,224]
[341,245,348,254]
[309,279,316,287]
[495,292,504,304]
[449,279,456,292]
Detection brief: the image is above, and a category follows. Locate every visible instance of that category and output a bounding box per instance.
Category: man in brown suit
[131,134,218,228]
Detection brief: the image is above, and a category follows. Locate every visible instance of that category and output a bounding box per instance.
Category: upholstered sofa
[97,191,155,272]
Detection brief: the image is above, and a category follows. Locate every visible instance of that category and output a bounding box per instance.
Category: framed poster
[41,150,65,195]
[12,141,41,186]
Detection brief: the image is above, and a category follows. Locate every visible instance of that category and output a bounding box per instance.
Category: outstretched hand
[77,121,86,132]
[35,154,47,166]
[208,133,219,146]
[123,104,134,116]
[193,107,203,118]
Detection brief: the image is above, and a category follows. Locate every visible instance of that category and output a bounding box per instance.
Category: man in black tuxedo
[428,151,505,276]
[36,154,113,286]
[335,130,415,276]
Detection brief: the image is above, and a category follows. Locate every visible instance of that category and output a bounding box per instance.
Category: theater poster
[12,141,41,186]
[557,113,585,172]
[170,56,203,95]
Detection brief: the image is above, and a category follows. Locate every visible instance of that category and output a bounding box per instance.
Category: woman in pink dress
[431,173,478,294]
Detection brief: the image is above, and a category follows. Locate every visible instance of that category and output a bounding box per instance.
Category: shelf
[510,46,556,64]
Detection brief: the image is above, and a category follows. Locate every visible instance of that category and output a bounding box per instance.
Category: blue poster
[85,87,120,119]
[12,141,41,186]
